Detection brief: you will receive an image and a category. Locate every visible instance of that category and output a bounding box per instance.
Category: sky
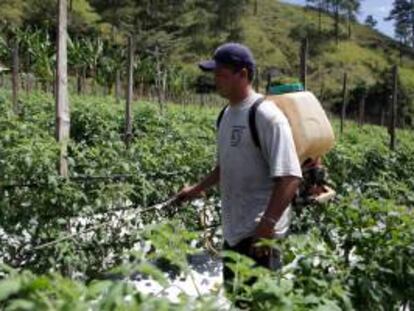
[281,0,395,38]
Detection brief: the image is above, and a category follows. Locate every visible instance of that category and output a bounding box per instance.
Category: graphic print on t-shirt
[230,126,246,147]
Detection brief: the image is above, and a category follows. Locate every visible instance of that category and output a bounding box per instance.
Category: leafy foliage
[0,90,413,310]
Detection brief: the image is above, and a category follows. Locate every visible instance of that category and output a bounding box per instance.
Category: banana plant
[68,36,104,95]
[68,36,89,94]
[17,29,55,90]
[13,28,44,92]
[96,51,117,95]
[136,56,156,97]
[84,37,103,94]
[96,41,126,97]
[167,65,189,98]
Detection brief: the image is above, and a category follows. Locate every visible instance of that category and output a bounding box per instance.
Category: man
[176,42,302,290]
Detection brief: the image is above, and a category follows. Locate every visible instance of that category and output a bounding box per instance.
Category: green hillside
[177,1,414,124]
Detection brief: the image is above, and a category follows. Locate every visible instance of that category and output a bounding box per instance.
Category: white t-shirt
[217,90,302,246]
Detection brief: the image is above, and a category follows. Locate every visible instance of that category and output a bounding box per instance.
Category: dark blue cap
[199,43,256,72]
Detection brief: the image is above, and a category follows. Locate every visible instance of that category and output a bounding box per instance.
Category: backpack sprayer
[267,84,336,205]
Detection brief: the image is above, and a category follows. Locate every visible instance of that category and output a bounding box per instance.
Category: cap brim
[198,60,216,71]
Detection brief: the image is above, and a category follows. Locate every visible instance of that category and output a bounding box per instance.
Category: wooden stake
[76,68,82,95]
[266,72,271,95]
[56,0,70,178]
[358,92,366,127]
[340,72,348,135]
[300,38,308,90]
[254,67,260,93]
[389,65,398,151]
[12,40,19,114]
[125,36,134,147]
[115,69,121,103]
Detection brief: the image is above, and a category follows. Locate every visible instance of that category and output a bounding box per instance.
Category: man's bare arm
[255,176,301,239]
[176,165,220,201]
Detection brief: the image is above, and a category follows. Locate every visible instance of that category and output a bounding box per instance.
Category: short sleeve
[256,104,302,179]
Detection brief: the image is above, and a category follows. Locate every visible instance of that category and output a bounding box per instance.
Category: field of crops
[0,90,413,310]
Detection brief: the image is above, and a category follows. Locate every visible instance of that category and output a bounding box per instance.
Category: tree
[0,0,25,111]
[344,0,361,38]
[386,0,414,64]
[23,0,99,35]
[306,0,326,34]
[326,0,361,42]
[307,0,361,42]
[214,0,249,41]
[173,0,218,58]
[365,15,378,29]
[387,0,413,47]
[0,0,25,30]
[253,0,258,15]
[330,0,344,44]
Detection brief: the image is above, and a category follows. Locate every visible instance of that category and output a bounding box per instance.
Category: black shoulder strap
[249,97,266,150]
[216,105,228,129]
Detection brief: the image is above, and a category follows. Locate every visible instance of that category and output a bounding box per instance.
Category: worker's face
[214,65,248,99]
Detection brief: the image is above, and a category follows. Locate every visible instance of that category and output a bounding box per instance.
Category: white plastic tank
[267,91,335,164]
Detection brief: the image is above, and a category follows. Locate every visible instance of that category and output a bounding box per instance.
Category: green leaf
[87,280,112,298]
[0,278,21,301]
[6,299,35,311]
[303,294,320,305]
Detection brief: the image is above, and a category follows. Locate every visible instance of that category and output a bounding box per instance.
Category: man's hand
[175,166,220,204]
[175,185,203,203]
[254,219,275,240]
[249,220,275,258]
